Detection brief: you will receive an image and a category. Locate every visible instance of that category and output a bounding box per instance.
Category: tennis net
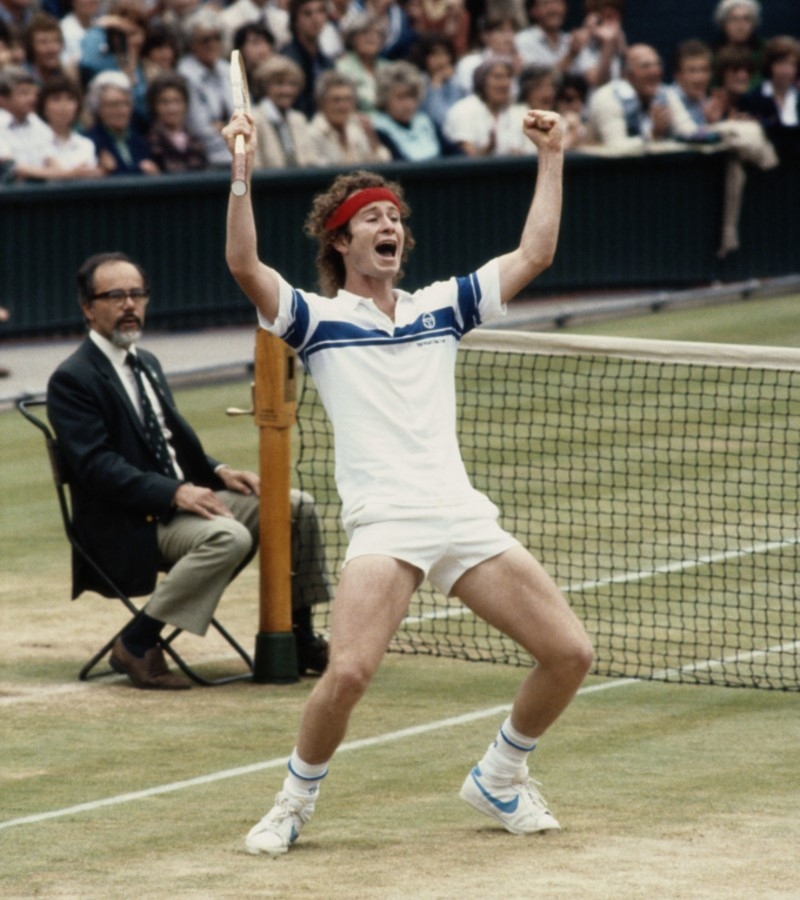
[294,329,800,691]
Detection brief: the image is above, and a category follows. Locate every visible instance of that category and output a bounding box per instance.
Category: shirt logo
[422,312,435,330]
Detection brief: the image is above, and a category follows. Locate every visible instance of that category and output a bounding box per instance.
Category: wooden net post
[252,327,298,683]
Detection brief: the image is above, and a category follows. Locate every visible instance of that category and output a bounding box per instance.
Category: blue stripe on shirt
[456,273,482,333]
[281,278,483,363]
[300,307,462,363]
[280,289,310,350]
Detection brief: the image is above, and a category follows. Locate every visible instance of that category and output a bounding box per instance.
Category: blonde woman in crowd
[251,55,318,168]
[307,70,390,165]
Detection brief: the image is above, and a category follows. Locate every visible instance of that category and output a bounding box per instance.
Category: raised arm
[222,111,282,323]
[495,110,565,304]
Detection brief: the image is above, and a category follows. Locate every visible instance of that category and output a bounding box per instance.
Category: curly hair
[304,170,415,297]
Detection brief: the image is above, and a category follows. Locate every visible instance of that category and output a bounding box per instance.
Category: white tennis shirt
[260,259,506,530]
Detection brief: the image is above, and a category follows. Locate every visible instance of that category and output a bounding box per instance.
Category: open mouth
[375,241,397,260]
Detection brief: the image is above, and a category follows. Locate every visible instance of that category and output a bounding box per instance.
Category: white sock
[282,748,328,804]
[478,716,538,781]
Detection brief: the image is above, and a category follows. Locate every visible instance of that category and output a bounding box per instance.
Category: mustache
[115,314,143,328]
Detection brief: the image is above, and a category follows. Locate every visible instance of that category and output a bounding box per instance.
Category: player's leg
[456,544,592,735]
[296,553,420,762]
[246,554,420,855]
[453,545,593,834]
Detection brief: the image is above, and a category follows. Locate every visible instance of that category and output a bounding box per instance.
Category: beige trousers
[146,489,330,635]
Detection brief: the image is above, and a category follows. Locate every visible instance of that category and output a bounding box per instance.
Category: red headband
[324,187,401,231]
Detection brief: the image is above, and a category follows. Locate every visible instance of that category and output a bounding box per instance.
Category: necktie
[126,353,177,478]
[274,118,297,167]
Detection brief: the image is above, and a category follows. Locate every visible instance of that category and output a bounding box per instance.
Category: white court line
[2,635,795,835]
[404,535,800,626]
[5,535,795,703]
[564,536,800,595]
[0,681,120,706]
[0,681,632,833]
[650,639,800,681]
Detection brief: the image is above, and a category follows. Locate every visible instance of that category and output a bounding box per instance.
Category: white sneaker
[459,764,561,834]
[245,791,315,856]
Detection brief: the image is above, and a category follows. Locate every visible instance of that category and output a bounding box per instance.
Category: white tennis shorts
[343,497,520,596]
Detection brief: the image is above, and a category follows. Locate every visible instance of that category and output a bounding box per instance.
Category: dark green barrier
[1,152,796,338]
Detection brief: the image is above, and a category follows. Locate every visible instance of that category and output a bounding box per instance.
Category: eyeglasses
[91,289,150,306]
[197,33,222,44]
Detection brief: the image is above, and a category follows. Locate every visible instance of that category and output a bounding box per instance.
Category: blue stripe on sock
[287,760,328,782]
[499,727,537,753]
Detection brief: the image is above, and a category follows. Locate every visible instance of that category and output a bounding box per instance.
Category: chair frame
[17,394,254,686]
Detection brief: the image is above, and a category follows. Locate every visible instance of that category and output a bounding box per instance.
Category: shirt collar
[8,115,35,129]
[336,288,410,308]
[259,96,283,124]
[334,289,366,309]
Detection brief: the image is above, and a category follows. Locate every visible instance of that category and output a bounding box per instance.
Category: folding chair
[17,394,254,686]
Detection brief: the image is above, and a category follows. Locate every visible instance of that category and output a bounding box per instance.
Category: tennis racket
[230,50,250,197]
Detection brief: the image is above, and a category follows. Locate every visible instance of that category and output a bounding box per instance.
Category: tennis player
[223,106,593,855]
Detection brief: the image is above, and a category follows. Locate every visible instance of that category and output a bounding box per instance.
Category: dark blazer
[84,122,154,175]
[281,38,334,120]
[147,123,209,174]
[47,338,223,599]
[740,85,800,160]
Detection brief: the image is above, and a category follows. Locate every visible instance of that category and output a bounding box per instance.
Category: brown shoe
[110,637,192,690]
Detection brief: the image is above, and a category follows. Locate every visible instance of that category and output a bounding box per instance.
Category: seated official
[47,251,331,690]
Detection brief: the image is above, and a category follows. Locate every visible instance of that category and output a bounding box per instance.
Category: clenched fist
[522,110,565,154]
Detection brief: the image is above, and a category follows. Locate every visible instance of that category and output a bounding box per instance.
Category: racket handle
[231,134,247,197]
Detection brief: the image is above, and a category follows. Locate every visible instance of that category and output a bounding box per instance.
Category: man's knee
[552,632,594,683]
[324,657,373,706]
[208,517,254,565]
[226,491,259,540]
[570,634,594,677]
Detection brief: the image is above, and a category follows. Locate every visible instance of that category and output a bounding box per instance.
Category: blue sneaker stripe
[470,767,519,815]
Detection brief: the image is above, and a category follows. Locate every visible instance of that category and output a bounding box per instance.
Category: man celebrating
[47,252,330,690]
[223,102,592,852]
[587,43,696,151]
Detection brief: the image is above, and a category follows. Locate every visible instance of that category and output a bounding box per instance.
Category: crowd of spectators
[0,0,797,183]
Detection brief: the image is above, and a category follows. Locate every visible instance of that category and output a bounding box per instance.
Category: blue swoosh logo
[470,767,519,814]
